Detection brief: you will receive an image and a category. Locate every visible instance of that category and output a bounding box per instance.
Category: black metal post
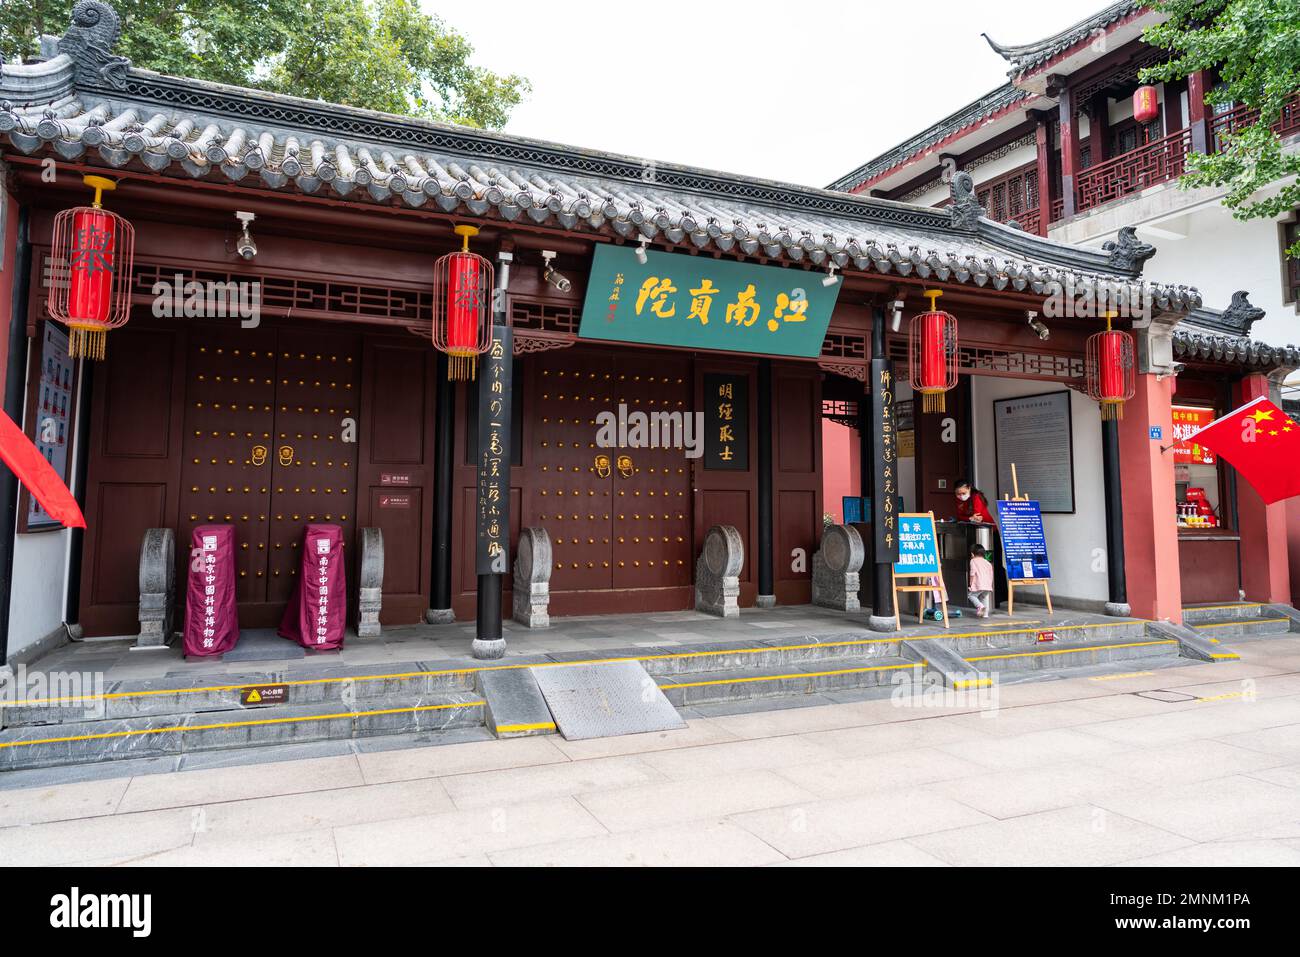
[0,207,31,665]
[868,305,897,630]
[472,251,512,658]
[427,351,455,623]
[1100,416,1129,615]
[756,358,774,606]
[64,358,93,627]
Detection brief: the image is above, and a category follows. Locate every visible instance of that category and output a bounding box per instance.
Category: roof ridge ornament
[948,170,983,230]
[58,0,130,90]
[1222,290,1267,335]
[1102,226,1156,274]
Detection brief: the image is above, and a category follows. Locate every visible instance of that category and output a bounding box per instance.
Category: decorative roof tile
[0,1,1201,314]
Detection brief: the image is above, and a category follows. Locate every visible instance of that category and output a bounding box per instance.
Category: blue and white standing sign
[894,513,940,577]
[995,499,1051,580]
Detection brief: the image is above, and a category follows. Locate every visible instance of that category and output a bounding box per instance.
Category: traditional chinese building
[826,0,1300,610]
[0,0,1267,676]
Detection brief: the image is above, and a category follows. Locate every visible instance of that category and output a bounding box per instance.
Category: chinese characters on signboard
[703,373,748,470]
[995,499,1052,580]
[22,323,76,532]
[893,514,940,576]
[1172,405,1217,465]
[579,244,840,358]
[476,322,513,574]
[871,357,900,563]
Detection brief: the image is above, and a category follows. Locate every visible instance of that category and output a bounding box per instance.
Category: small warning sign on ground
[240,684,288,706]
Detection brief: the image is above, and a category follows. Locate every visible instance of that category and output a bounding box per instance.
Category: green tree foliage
[0,0,529,129]
[1140,0,1300,253]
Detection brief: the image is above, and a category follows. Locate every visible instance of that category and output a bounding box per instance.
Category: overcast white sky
[423,0,1106,188]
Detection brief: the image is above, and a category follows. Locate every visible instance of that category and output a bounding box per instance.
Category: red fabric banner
[184,524,239,657]
[1183,397,1300,504]
[278,524,347,651]
[0,410,85,528]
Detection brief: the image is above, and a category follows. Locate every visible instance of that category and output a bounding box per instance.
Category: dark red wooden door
[264,327,362,606]
[177,324,277,604]
[610,352,693,590]
[523,346,693,613]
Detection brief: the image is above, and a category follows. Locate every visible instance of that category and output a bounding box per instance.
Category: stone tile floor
[2,633,1297,866]
[21,603,1101,684]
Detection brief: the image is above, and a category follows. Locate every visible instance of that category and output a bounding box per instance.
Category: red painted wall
[1118,373,1183,622]
[821,420,859,523]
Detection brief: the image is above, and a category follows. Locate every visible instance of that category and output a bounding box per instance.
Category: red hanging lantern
[1086,312,1136,420]
[908,289,958,413]
[1133,85,1160,124]
[431,224,494,380]
[47,175,135,361]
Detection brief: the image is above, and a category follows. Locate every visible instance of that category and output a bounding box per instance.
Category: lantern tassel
[1101,399,1124,421]
[68,327,107,361]
[446,353,478,382]
[922,391,946,414]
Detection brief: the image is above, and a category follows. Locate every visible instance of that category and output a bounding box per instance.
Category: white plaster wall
[1140,204,1298,350]
[7,530,72,658]
[6,355,83,661]
[970,376,1110,604]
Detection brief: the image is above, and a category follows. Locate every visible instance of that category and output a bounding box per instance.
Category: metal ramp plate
[530,661,686,740]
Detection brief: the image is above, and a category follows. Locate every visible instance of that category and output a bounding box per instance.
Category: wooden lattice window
[975,162,1039,225]
[1285,219,1300,306]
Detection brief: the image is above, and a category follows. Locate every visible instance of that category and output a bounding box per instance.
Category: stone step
[1,662,481,728]
[1188,616,1292,640]
[656,655,922,707]
[633,635,905,678]
[910,619,1148,656]
[963,635,1181,674]
[1181,602,1268,624]
[0,692,485,772]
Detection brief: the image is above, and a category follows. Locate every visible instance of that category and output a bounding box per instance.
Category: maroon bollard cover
[184,524,239,657]
[278,524,346,651]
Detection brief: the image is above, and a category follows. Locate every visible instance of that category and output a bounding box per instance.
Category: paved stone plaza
[2,633,1298,867]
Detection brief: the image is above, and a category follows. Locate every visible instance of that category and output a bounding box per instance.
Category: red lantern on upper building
[1086,312,1136,420]
[1133,85,1160,124]
[908,289,959,413]
[47,175,135,361]
[431,224,494,380]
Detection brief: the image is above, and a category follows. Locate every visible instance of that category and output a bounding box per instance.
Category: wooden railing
[1075,128,1191,213]
[1210,94,1300,149]
[1015,208,1042,236]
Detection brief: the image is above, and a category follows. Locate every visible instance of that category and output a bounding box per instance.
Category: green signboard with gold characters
[578,243,840,357]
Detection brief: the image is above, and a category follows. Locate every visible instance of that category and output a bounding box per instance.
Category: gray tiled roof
[983,1,1145,79]
[825,83,1031,193]
[1173,329,1300,371]
[0,1,1200,313]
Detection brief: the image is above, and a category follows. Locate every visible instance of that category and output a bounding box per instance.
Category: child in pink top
[968,544,995,618]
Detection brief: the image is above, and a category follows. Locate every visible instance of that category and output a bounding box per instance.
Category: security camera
[234,211,257,260]
[541,250,572,292]
[890,299,904,332]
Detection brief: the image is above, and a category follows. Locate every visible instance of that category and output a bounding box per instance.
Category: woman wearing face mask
[954,479,996,525]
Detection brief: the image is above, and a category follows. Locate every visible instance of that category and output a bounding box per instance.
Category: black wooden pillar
[472,251,512,658]
[756,358,774,606]
[427,350,455,623]
[1100,417,1129,615]
[868,305,898,630]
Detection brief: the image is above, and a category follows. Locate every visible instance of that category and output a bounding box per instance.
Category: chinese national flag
[1184,397,1300,505]
[0,410,86,528]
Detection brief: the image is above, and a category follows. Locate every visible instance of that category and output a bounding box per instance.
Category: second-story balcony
[1073,94,1300,217]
